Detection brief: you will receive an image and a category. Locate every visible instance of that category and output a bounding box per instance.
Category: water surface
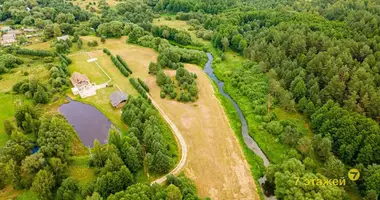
[59,99,112,147]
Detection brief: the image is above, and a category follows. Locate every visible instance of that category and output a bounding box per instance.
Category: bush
[110,55,129,77]
[116,55,132,74]
[14,48,54,57]
[137,78,149,92]
[87,40,98,47]
[23,71,29,76]
[129,78,147,99]
[4,120,14,135]
[103,48,111,55]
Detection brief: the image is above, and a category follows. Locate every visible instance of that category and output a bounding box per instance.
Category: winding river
[204,53,275,199]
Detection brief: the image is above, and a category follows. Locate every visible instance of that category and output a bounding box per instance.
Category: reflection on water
[59,98,112,147]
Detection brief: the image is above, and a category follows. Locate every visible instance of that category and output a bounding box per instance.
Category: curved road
[149,94,188,184]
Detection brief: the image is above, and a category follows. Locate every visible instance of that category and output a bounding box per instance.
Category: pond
[59,98,112,147]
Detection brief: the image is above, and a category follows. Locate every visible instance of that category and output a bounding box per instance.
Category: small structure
[23,28,36,32]
[1,33,16,46]
[7,30,22,35]
[109,91,128,108]
[87,58,98,62]
[1,26,11,32]
[70,72,96,98]
[57,35,69,41]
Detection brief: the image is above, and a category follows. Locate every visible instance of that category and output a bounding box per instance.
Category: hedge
[116,55,133,74]
[130,78,147,99]
[137,78,149,92]
[111,55,129,77]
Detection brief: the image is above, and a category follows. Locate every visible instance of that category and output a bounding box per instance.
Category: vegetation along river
[59,98,112,147]
[204,53,275,199]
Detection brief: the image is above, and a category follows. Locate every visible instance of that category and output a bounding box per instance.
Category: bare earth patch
[146,64,259,200]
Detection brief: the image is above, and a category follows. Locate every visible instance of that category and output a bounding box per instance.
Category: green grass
[0,93,15,147]
[0,59,49,93]
[68,155,96,186]
[16,190,38,200]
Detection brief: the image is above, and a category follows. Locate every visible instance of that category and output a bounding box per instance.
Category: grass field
[146,64,260,200]
[0,60,49,93]
[0,93,15,147]
[68,155,95,186]
[153,17,192,31]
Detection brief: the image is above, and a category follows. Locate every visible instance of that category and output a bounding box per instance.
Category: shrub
[116,55,132,74]
[137,78,149,92]
[110,55,129,77]
[103,48,111,55]
[87,40,98,47]
[130,78,148,99]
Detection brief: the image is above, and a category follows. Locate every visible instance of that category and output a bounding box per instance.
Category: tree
[54,24,62,38]
[33,86,49,104]
[38,117,73,161]
[323,156,345,179]
[313,135,332,161]
[14,104,40,134]
[4,120,14,135]
[221,37,229,51]
[86,192,103,200]
[149,62,158,74]
[21,153,45,178]
[31,170,55,200]
[165,184,182,200]
[56,177,79,200]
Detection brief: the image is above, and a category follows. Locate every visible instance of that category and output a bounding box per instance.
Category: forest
[1,0,380,199]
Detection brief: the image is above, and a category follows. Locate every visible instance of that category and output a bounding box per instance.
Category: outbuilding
[109,91,128,108]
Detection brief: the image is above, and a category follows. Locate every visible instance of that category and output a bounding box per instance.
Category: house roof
[70,72,90,87]
[109,91,128,107]
[2,34,16,41]
[23,28,36,32]
[57,35,69,41]
[7,30,22,35]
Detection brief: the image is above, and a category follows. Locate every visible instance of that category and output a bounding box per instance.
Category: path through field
[146,64,260,200]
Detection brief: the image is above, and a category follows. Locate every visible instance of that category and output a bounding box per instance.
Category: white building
[70,72,97,98]
[1,33,16,46]
[57,35,69,41]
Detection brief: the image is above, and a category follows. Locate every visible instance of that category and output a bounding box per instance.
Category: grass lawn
[0,93,16,147]
[69,155,95,186]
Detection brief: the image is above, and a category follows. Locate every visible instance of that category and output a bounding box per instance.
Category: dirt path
[146,64,259,200]
[149,93,188,184]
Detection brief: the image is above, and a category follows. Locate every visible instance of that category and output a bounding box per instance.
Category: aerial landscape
[0,0,380,200]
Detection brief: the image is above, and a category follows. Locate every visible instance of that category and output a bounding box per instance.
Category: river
[203,53,276,199]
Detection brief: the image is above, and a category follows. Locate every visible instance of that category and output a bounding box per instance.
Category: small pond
[59,99,112,147]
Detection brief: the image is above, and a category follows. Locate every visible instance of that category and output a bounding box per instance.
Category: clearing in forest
[27,36,259,198]
[146,65,259,200]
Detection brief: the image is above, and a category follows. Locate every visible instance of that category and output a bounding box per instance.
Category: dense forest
[2,0,380,199]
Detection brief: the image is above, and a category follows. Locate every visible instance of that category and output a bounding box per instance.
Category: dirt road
[149,93,188,184]
[146,64,259,200]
